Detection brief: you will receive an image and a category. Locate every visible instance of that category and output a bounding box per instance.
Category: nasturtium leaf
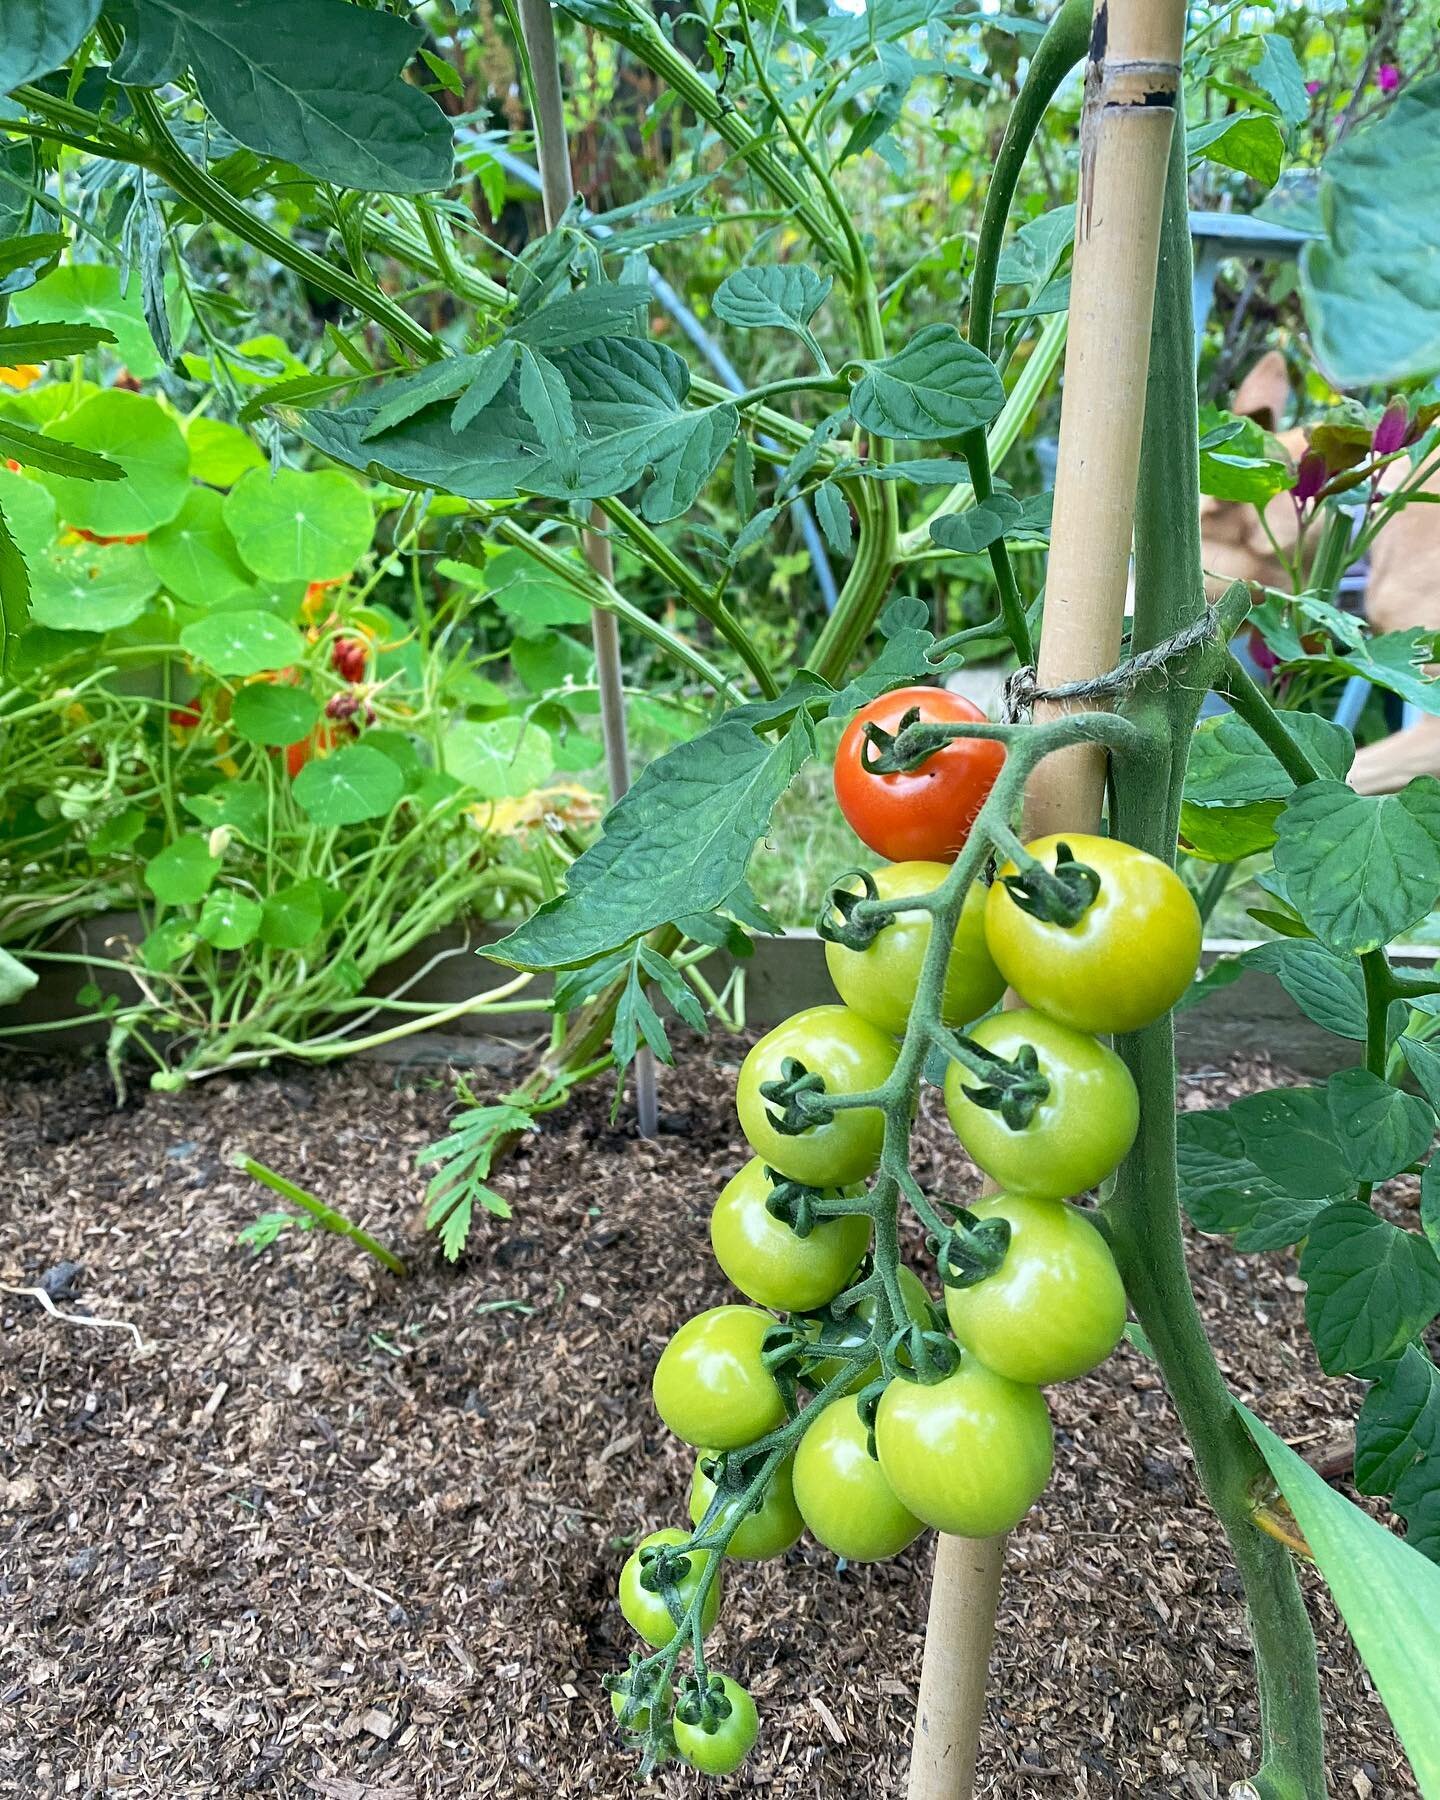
[1240,1404,1440,1779]
[0,0,101,91]
[444,716,556,799]
[1184,712,1354,806]
[1300,74,1440,387]
[0,465,59,557]
[713,265,832,343]
[1241,940,1368,1040]
[182,781,268,843]
[27,538,159,631]
[258,880,327,950]
[1176,1108,1323,1250]
[10,263,161,378]
[229,683,320,747]
[39,391,189,535]
[465,550,592,636]
[186,416,265,488]
[1229,1085,1349,1201]
[492,712,816,971]
[1274,779,1440,955]
[0,944,37,1006]
[1301,1199,1440,1374]
[223,467,373,583]
[1326,1068,1436,1185]
[848,325,1004,440]
[145,486,253,606]
[109,0,454,195]
[1356,1346,1440,1497]
[291,743,405,826]
[511,631,593,698]
[196,887,263,950]
[178,608,303,676]
[144,836,222,905]
[138,918,195,972]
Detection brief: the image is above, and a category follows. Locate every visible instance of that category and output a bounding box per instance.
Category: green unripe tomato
[652,1305,787,1450]
[618,1528,721,1649]
[688,1451,804,1560]
[943,1194,1127,1385]
[985,833,1202,1034]
[710,1157,870,1313]
[792,1395,925,1562]
[611,1673,673,1732]
[824,861,1005,1037]
[735,1005,898,1186]
[673,1675,759,1776]
[875,1358,1053,1537]
[804,1263,934,1393]
[942,1009,1139,1200]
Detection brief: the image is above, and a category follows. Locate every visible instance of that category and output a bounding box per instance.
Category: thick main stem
[515,0,657,1136]
[1107,117,1326,1800]
[910,6,1185,1796]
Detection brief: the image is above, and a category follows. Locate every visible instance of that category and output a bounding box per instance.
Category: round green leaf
[27,538,159,631]
[444,716,555,799]
[197,887,264,950]
[0,465,57,556]
[10,263,162,379]
[230,682,320,747]
[223,467,374,582]
[186,416,266,488]
[40,391,190,535]
[258,880,327,949]
[144,837,222,905]
[291,742,405,825]
[179,608,304,676]
[145,486,254,606]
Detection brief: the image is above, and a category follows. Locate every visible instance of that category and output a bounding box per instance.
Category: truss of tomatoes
[609,687,1202,1777]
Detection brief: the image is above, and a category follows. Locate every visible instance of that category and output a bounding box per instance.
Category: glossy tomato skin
[710,1157,869,1313]
[688,1451,804,1560]
[875,1359,1053,1537]
[652,1306,786,1450]
[792,1394,925,1561]
[825,861,1005,1037]
[618,1528,721,1648]
[804,1263,934,1392]
[735,1006,898,1186]
[834,686,1004,863]
[673,1676,759,1776]
[943,1009,1139,1200]
[986,833,1202,1033]
[943,1194,1127,1384]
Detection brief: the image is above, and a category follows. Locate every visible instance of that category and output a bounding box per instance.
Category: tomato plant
[619,1528,722,1649]
[735,1005,899,1186]
[688,1451,803,1562]
[671,1675,759,1776]
[791,1394,924,1563]
[834,687,1005,863]
[651,1306,788,1450]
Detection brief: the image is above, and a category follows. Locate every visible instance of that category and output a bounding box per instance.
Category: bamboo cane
[514,0,658,1136]
[907,5,1185,1795]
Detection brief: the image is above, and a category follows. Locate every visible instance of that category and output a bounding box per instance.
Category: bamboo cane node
[1001,611,1215,721]
[1096,61,1180,112]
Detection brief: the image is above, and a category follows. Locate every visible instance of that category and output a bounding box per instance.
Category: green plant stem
[1109,122,1326,1800]
[1195,859,1234,925]
[239,1157,407,1276]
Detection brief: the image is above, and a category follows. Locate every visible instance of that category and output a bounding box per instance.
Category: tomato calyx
[675,1670,735,1733]
[858,705,974,774]
[637,1539,695,1596]
[762,1168,846,1238]
[998,837,1101,927]
[941,1029,1051,1130]
[758,1055,835,1135]
[934,1207,1013,1290]
[607,1659,673,1732]
[816,867,896,951]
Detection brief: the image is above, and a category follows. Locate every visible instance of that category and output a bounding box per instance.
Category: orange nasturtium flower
[0,364,42,391]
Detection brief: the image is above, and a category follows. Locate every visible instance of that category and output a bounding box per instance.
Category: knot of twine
[1001,611,1216,723]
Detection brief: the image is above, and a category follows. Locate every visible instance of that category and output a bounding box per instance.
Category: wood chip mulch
[0,1040,1416,1800]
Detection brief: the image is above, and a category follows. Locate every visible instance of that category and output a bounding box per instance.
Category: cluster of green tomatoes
[608,688,1203,1776]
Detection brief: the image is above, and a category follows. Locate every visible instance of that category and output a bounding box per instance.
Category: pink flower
[1377,64,1401,92]
[1305,79,1322,96]
[1373,400,1409,457]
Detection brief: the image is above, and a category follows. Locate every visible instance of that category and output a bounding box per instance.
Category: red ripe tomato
[834,687,1004,863]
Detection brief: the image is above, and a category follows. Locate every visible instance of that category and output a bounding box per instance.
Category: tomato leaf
[1300,1200,1440,1375]
[1177,1109,1326,1251]
[849,324,1004,440]
[0,499,31,671]
[1325,1069,1436,1185]
[1274,779,1440,955]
